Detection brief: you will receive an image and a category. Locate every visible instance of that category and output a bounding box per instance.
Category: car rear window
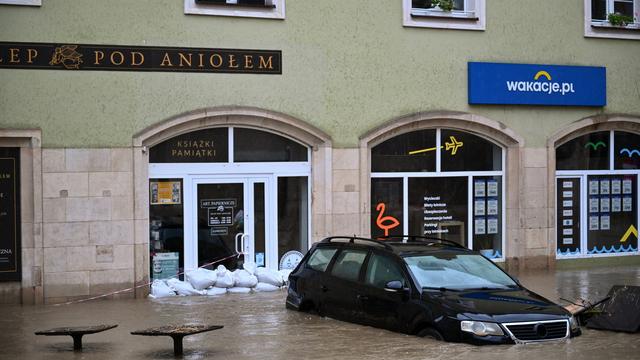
[331,250,368,282]
[306,248,338,272]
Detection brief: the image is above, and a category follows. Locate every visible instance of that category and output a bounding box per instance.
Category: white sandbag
[150,279,176,298]
[166,278,206,296]
[232,269,258,288]
[227,287,252,294]
[215,265,235,288]
[278,269,293,282]
[206,287,227,296]
[186,268,217,290]
[254,282,281,292]
[243,262,257,275]
[255,267,284,287]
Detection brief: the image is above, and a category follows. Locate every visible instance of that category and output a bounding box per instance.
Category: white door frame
[187,175,274,272]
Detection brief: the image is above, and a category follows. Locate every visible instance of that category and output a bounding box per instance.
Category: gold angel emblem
[49,45,83,70]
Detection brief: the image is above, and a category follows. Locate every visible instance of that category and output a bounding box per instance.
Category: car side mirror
[384,280,404,293]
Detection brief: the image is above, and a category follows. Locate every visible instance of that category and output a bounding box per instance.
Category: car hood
[424,288,570,323]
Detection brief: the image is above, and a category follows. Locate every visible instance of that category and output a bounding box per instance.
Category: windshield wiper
[461,286,513,291]
[422,286,461,292]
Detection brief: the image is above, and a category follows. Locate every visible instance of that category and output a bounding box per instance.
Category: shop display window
[372,129,437,172]
[556,130,640,258]
[556,131,609,170]
[234,127,307,162]
[371,128,504,260]
[277,176,309,265]
[149,178,185,281]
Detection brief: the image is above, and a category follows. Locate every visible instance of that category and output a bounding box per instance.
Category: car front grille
[503,320,568,342]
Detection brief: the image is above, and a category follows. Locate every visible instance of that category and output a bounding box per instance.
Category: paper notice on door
[563,237,574,245]
[487,217,498,234]
[563,209,573,217]
[589,216,599,231]
[623,196,633,212]
[600,180,610,195]
[612,197,622,212]
[589,197,599,213]
[600,197,610,213]
[563,181,573,189]
[563,200,572,208]
[623,179,633,194]
[563,228,573,236]
[563,191,573,198]
[487,180,499,197]
[487,199,499,215]
[600,215,610,230]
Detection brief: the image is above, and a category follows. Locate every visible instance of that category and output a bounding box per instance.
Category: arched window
[555,130,639,258]
[371,128,505,260]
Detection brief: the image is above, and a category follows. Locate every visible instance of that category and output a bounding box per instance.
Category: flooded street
[1,265,639,360]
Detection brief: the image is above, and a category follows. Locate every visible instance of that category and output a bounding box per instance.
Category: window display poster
[623,196,633,212]
[611,179,621,194]
[612,197,621,212]
[150,180,182,205]
[474,180,486,197]
[589,197,599,213]
[600,179,610,195]
[589,215,599,231]
[589,180,599,195]
[556,178,580,254]
[600,215,610,230]
[474,199,486,216]
[487,198,498,215]
[600,197,610,213]
[487,217,498,234]
[487,180,499,197]
[623,179,633,194]
[474,218,486,235]
[152,252,179,281]
[0,149,21,280]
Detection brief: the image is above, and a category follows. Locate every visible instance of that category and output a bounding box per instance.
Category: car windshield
[404,253,517,290]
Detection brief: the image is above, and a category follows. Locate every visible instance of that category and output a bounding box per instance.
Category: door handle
[241,233,249,254]
[234,233,244,253]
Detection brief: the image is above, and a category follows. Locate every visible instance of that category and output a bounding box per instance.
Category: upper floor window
[185,0,285,19]
[0,0,40,5]
[403,0,485,31]
[585,0,640,40]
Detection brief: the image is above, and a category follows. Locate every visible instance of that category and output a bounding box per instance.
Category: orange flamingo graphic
[376,202,400,237]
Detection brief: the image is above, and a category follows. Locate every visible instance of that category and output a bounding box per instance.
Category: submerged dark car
[286,236,581,345]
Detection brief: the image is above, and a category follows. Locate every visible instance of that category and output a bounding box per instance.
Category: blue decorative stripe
[557,248,581,256]
[587,244,638,254]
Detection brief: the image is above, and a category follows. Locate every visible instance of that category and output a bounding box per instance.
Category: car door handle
[320,285,328,292]
[357,295,368,301]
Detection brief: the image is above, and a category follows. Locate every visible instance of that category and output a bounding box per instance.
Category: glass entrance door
[189,177,269,271]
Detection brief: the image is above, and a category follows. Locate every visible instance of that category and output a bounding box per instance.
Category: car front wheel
[417,327,444,341]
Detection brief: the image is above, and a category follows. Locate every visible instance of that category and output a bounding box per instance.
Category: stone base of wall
[0,282,22,304]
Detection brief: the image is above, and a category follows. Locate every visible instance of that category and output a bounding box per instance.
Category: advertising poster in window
[150,180,182,205]
[556,178,580,255]
[409,177,467,247]
[0,148,21,281]
[471,176,503,256]
[587,175,638,254]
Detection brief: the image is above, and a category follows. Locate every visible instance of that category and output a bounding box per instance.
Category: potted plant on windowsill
[607,12,635,27]
[429,0,454,12]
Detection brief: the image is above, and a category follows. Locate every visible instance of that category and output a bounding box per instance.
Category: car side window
[305,248,337,272]
[364,254,406,289]
[330,250,368,282]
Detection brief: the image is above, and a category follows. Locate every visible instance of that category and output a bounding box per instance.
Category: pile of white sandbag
[149,263,290,298]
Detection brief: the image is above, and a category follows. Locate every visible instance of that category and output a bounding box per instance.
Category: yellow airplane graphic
[409,136,463,156]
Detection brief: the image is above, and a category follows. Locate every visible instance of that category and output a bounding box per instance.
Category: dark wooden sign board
[0,42,281,74]
[0,147,20,281]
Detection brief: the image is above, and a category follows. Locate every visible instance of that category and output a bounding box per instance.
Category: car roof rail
[377,235,467,249]
[321,236,394,251]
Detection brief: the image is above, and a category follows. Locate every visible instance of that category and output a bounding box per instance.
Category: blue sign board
[468,62,606,106]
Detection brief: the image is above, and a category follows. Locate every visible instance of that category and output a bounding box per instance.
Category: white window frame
[185,0,285,19]
[584,0,640,40]
[0,0,41,5]
[370,128,506,262]
[403,0,485,31]
[555,130,640,259]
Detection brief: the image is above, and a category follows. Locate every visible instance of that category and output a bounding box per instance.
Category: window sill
[585,21,640,40]
[404,7,485,31]
[194,1,275,9]
[185,0,284,19]
[0,0,41,5]
[410,9,478,21]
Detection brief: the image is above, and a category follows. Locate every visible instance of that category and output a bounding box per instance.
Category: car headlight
[460,321,504,337]
[569,316,579,331]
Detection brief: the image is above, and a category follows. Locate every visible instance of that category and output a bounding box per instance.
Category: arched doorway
[132,107,331,286]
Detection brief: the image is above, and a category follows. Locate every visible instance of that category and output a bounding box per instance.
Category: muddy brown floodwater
[1,265,639,360]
